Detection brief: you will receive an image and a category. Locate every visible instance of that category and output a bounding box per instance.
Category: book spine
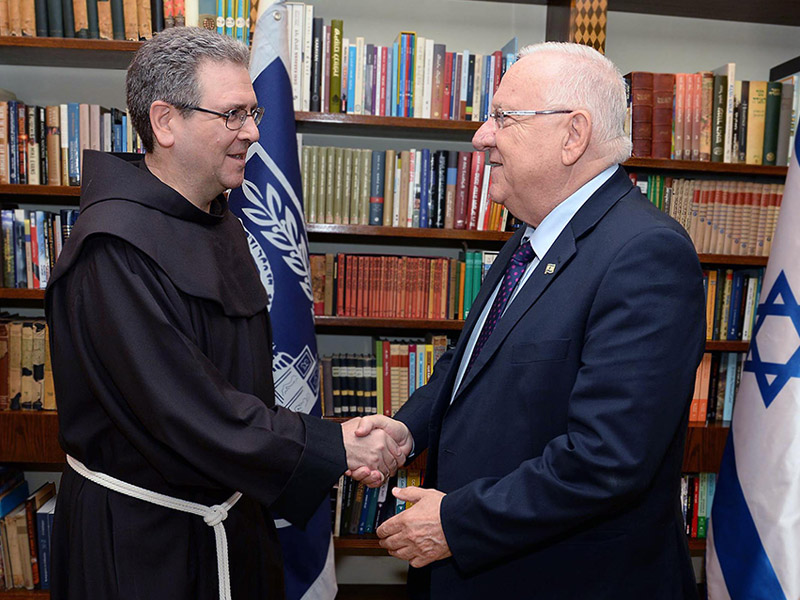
[761,81,782,166]
[368,150,385,226]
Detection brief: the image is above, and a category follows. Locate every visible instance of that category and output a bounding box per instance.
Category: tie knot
[510,242,536,266]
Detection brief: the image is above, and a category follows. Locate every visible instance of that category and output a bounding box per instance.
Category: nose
[239,114,260,143]
[472,118,495,151]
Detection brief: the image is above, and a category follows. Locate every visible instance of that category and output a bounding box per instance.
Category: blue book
[397,35,406,117]
[408,345,416,397]
[419,149,431,228]
[727,271,745,340]
[357,486,375,534]
[347,44,357,115]
[483,54,492,121]
[13,209,27,289]
[122,114,128,151]
[0,480,29,518]
[368,150,385,225]
[417,346,425,389]
[449,52,459,119]
[67,102,81,185]
[405,34,415,117]
[385,46,394,116]
[7,101,20,184]
[37,496,58,590]
[722,352,738,423]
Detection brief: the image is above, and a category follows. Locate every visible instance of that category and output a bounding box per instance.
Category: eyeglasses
[489,109,573,130]
[184,105,265,130]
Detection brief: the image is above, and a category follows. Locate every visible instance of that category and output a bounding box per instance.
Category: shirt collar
[522,164,619,258]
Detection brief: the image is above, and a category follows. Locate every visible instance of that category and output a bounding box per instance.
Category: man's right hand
[341,416,414,487]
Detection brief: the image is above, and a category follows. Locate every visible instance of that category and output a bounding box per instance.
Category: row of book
[702,268,763,343]
[631,174,782,257]
[0,471,57,591]
[1,209,78,290]
[283,3,518,120]
[0,0,250,41]
[309,251,498,321]
[319,336,449,418]
[681,472,716,540]
[0,318,56,412]
[690,352,743,426]
[301,146,511,231]
[0,99,144,186]
[330,468,422,537]
[625,67,797,166]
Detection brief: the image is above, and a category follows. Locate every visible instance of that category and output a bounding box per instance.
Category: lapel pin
[544,263,556,275]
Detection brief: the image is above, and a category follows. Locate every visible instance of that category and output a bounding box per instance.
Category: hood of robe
[47,150,269,317]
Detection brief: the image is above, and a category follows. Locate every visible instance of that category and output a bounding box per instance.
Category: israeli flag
[705,135,800,598]
[227,3,337,599]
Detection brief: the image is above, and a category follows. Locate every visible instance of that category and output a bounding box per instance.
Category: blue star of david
[744,270,800,408]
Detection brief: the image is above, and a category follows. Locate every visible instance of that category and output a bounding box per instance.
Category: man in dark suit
[357,42,706,599]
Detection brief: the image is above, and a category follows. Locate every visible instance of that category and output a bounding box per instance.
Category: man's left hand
[376,486,452,568]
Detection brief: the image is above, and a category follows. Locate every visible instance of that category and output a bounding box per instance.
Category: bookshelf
[1,2,796,593]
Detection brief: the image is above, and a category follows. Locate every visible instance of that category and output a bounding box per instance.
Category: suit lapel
[453,229,577,397]
[450,166,635,402]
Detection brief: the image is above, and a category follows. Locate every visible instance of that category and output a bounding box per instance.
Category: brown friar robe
[45,150,346,600]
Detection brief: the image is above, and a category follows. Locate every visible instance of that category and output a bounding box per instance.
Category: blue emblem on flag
[228,3,336,598]
[744,271,800,407]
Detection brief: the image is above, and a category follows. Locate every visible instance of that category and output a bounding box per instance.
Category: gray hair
[126,27,250,153]
[518,42,632,164]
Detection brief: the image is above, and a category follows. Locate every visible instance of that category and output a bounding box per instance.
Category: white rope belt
[67,455,242,600]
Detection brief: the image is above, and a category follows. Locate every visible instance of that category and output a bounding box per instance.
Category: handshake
[341,415,413,487]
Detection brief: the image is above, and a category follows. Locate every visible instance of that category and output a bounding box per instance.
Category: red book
[442,52,454,121]
[453,151,471,229]
[625,71,654,158]
[336,253,346,316]
[651,73,675,159]
[379,47,388,117]
[691,476,700,537]
[492,50,502,96]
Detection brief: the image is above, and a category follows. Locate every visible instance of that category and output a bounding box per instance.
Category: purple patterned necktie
[464,241,536,376]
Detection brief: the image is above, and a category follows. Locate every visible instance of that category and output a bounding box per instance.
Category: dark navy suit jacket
[395,167,705,599]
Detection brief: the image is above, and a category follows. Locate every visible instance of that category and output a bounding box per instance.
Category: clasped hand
[341,415,414,488]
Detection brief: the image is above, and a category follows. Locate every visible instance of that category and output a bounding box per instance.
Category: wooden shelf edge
[705,340,750,352]
[697,254,768,266]
[0,410,64,464]
[307,223,511,241]
[624,157,787,177]
[314,316,464,330]
[0,36,140,51]
[0,288,47,300]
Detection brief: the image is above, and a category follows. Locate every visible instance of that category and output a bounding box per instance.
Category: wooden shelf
[0,591,51,598]
[704,340,750,352]
[697,254,768,266]
[0,288,46,300]
[307,223,512,243]
[0,36,140,69]
[0,410,64,464]
[625,157,788,177]
[314,316,464,331]
[683,423,728,473]
[295,111,480,140]
[688,539,707,556]
[0,184,80,204]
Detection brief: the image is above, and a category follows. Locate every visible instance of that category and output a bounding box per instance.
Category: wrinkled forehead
[196,60,257,106]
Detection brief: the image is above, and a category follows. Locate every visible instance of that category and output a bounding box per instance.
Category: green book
[329,20,344,113]
[761,81,782,165]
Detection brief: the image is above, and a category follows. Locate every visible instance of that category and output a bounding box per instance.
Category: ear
[561,110,591,166]
[149,101,178,149]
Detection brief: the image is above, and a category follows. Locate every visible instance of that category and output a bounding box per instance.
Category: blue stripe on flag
[711,432,786,600]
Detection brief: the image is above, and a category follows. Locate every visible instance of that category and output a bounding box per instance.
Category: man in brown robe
[45,27,409,600]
